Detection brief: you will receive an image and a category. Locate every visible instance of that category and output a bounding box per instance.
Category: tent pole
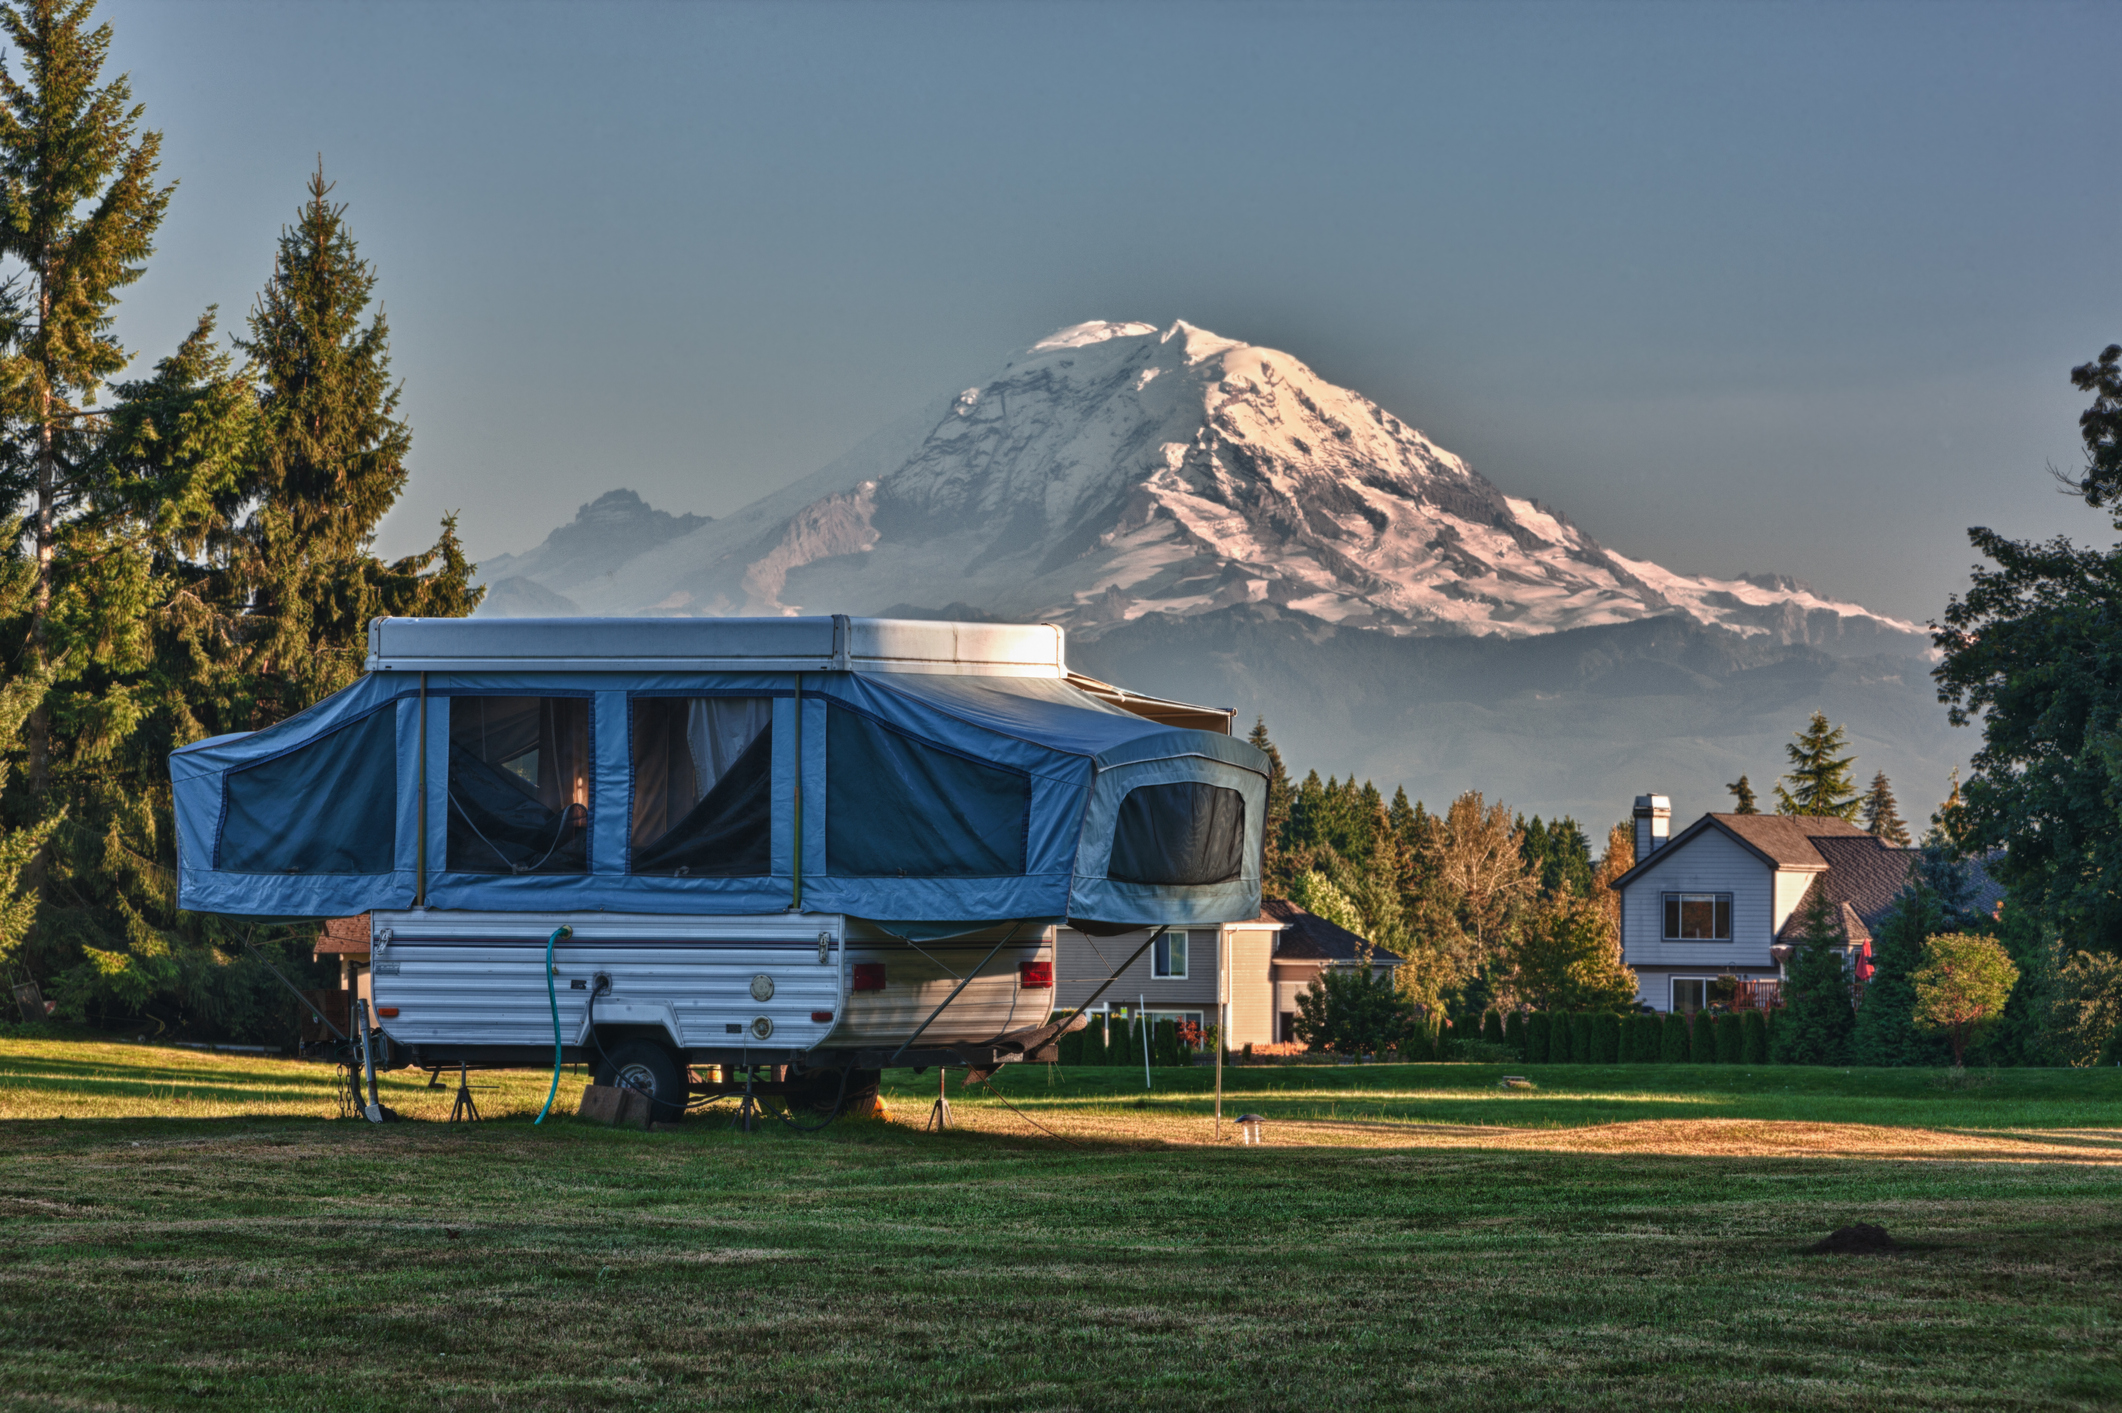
[1215,928,1225,1137]
[790,673,802,912]
[416,672,428,906]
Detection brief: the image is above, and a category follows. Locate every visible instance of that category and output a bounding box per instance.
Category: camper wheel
[594,1040,686,1124]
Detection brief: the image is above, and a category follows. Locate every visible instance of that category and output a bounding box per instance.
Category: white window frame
[1662,892,1733,942]
[1152,929,1190,980]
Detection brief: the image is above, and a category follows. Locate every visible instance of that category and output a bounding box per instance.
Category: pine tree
[230,162,478,718]
[0,531,54,973]
[1726,774,1759,814]
[1849,862,1954,1068]
[1771,892,1856,1064]
[0,0,172,793]
[1861,771,1912,846]
[1774,711,1861,820]
[1249,717,1292,897]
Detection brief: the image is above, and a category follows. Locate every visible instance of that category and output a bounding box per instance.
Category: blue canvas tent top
[171,616,1268,929]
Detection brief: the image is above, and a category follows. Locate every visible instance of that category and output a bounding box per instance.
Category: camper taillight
[852,964,886,992]
[1018,961,1053,989]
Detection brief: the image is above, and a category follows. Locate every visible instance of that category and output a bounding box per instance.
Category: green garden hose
[534,925,573,1124]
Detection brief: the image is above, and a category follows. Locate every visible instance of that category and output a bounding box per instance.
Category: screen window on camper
[628,697,772,876]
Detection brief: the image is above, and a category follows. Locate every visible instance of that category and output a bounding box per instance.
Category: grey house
[1053,900,1402,1048]
[1605,795,1946,1014]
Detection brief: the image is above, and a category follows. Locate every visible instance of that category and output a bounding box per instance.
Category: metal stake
[927,1067,953,1131]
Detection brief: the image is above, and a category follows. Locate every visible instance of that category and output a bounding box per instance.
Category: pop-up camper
[171,616,1266,1120]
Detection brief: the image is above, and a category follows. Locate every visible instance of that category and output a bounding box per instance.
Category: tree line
[0,0,475,1039]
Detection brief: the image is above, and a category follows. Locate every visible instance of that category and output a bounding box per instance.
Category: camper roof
[366,615,1066,677]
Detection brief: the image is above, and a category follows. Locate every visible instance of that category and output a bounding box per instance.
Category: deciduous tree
[1912,932,2020,1064]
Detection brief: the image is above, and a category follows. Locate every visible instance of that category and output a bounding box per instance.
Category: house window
[1671,978,1710,1014]
[1153,930,1189,979]
[1662,892,1732,940]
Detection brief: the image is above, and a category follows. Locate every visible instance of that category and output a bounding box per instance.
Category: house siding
[1622,830,1780,972]
[1055,927,1220,1012]
[1225,927,1277,1047]
[1773,869,1816,935]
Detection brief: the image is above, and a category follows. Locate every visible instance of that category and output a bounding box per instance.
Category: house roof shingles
[1262,899,1403,964]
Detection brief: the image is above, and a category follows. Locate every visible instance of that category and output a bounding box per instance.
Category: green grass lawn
[2,1038,2119,1411]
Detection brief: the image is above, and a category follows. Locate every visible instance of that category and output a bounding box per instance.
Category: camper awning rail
[365,615,1068,678]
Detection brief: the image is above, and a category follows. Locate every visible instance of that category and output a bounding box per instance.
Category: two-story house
[1605,794,1938,1014]
[1053,900,1402,1047]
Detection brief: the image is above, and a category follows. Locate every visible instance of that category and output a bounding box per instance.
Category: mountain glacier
[476,320,1960,824]
[479,320,1923,655]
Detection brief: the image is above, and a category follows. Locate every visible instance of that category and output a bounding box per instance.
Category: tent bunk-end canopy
[175,616,1267,928]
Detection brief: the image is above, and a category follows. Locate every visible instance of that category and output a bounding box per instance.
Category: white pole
[1215,926,1226,1136]
[1141,992,1152,1089]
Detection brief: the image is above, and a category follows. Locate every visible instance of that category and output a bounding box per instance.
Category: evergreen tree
[1504,1009,1527,1059]
[1659,1011,1688,1062]
[1774,711,1861,820]
[1249,717,1293,897]
[1741,1010,1768,1064]
[1524,1011,1549,1063]
[1849,852,1955,1068]
[1726,774,1759,814]
[0,529,52,972]
[230,163,478,717]
[1772,892,1856,1063]
[0,0,171,793]
[1689,1009,1717,1063]
[35,168,476,1032]
[1860,771,1912,847]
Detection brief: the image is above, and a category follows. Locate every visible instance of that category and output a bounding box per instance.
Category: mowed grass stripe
[1,1039,2118,1410]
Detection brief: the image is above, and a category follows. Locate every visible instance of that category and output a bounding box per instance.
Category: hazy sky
[98,0,2120,624]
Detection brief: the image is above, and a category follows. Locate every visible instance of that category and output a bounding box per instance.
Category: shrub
[1504,1011,1528,1059]
[1659,1012,1688,1063]
[1447,1037,1517,1063]
[1482,1009,1505,1046]
[1742,1009,1769,1064]
[1058,1026,1084,1066]
[1525,1013,1550,1063]
[1589,1011,1621,1063]
[1081,1016,1107,1066]
[1109,1016,1135,1066]
[1570,1013,1594,1063]
[1689,1011,1717,1063]
[1294,968,1418,1055]
[1154,1018,1180,1067]
[1912,932,2022,1064]
[1630,1014,1657,1062]
[1716,1012,1744,1064]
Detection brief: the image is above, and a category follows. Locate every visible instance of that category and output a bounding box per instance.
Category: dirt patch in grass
[923,1102,2122,1163]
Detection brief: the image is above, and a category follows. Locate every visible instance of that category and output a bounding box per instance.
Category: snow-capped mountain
[478,320,1924,656]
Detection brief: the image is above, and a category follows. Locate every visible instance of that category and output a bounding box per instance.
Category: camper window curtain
[446,696,591,874]
[825,701,1029,877]
[217,706,398,874]
[629,697,772,875]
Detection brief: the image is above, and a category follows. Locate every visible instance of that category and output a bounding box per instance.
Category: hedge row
[1512,1008,1772,1064]
[1056,1015,1194,1068]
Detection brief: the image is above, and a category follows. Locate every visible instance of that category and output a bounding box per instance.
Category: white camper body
[366,910,1053,1062]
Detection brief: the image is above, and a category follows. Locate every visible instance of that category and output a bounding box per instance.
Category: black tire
[594,1039,687,1124]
